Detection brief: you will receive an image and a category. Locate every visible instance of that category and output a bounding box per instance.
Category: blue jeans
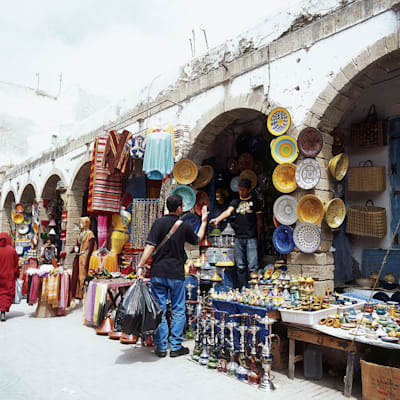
[234,237,259,288]
[150,276,186,352]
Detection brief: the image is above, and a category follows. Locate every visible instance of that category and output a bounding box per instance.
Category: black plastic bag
[116,280,163,336]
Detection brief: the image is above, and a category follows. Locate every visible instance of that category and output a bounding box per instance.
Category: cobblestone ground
[0,302,360,400]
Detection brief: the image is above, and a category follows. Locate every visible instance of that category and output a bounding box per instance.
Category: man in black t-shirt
[137,194,208,358]
[210,178,262,289]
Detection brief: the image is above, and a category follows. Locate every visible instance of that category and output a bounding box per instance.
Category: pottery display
[297,195,325,225]
[267,107,291,136]
[295,158,321,190]
[297,127,323,158]
[272,163,297,193]
[271,135,299,164]
[273,195,297,225]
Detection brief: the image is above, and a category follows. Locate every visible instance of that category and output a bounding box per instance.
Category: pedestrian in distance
[209,178,262,289]
[0,232,20,322]
[137,194,208,358]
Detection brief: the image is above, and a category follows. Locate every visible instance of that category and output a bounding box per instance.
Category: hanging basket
[350,104,388,149]
[346,200,387,238]
[348,160,386,192]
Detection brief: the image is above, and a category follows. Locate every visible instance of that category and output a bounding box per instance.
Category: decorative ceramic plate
[297,127,323,158]
[272,225,295,254]
[271,135,299,164]
[14,203,24,213]
[13,213,24,224]
[333,181,345,198]
[293,222,321,253]
[173,159,198,184]
[271,271,280,280]
[330,130,344,155]
[239,169,257,190]
[295,158,321,190]
[171,185,196,212]
[272,163,297,193]
[273,195,298,225]
[23,216,31,225]
[226,158,238,175]
[328,153,349,181]
[297,194,325,225]
[238,152,255,172]
[18,224,29,235]
[193,165,214,189]
[325,198,346,229]
[230,176,239,192]
[267,107,291,136]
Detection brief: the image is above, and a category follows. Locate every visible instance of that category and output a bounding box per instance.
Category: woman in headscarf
[0,232,19,321]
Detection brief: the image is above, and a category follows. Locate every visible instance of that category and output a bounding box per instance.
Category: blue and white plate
[293,222,321,253]
[272,225,294,254]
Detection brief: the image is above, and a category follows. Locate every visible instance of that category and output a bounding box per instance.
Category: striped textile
[88,136,122,214]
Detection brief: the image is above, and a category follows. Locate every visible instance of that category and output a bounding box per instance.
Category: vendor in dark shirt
[137,194,208,358]
[210,178,262,289]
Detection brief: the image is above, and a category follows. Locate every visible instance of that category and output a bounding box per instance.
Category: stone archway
[65,161,92,266]
[41,174,62,200]
[20,183,37,205]
[0,190,16,233]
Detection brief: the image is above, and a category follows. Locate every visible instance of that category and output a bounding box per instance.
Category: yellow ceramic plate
[272,163,297,193]
[328,153,349,181]
[325,198,346,229]
[297,194,324,225]
[267,107,291,136]
[271,271,280,280]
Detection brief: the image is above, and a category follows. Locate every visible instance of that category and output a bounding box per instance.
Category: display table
[284,323,365,397]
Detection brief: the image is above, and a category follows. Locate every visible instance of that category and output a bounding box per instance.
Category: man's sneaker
[154,348,167,358]
[170,346,190,358]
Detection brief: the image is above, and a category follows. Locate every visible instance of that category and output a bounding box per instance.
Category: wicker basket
[348,161,386,192]
[346,200,387,238]
[351,105,387,149]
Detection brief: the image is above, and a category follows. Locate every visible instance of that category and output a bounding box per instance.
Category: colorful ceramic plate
[13,213,24,225]
[297,127,323,158]
[173,159,198,184]
[297,195,325,225]
[23,216,31,225]
[33,222,39,234]
[230,176,239,192]
[17,224,29,235]
[171,185,196,212]
[295,158,321,190]
[293,222,321,253]
[239,170,257,190]
[272,163,297,193]
[325,198,346,229]
[272,225,295,254]
[271,135,299,164]
[14,203,24,213]
[271,271,280,280]
[273,195,298,225]
[267,107,291,136]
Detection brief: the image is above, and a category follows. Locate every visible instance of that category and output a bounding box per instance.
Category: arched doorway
[1,190,16,233]
[20,184,37,205]
[308,39,400,285]
[190,107,281,272]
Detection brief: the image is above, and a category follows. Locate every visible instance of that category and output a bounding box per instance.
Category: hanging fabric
[102,130,133,175]
[128,134,146,159]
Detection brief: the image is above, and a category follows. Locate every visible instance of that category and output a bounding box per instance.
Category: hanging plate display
[333,181,345,198]
[13,213,24,225]
[171,185,196,212]
[330,130,344,155]
[324,198,346,229]
[293,222,321,253]
[272,225,294,254]
[297,194,325,225]
[328,153,349,181]
[295,158,321,190]
[267,107,291,136]
[14,203,24,213]
[271,135,299,164]
[272,163,297,193]
[18,224,29,235]
[297,127,323,158]
[238,152,255,172]
[23,216,31,225]
[230,176,239,192]
[173,159,198,185]
[193,165,214,189]
[273,195,298,225]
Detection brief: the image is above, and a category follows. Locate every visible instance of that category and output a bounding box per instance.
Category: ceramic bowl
[328,153,349,181]
[297,195,325,225]
[267,107,291,136]
[293,222,321,253]
[271,135,299,164]
[297,127,323,158]
[324,198,346,229]
[173,159,198,185]
[272,163,297,193]
[273,195,298,225]
[171,185,196,212]
[272,225,294,254]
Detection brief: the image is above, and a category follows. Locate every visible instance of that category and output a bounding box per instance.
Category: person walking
[210,178,262,289]
[136,194,208,358]
[0,232,19,321]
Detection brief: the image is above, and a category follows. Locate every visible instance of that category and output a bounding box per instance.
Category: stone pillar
[0,209,9,233]
[286,135,335,296]
[64,190,83,268]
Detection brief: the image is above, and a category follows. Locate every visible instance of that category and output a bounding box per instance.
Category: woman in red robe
[0,232,19,321]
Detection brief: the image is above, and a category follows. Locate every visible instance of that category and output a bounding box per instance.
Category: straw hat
[272,163,297,193]
[328,153,349,181]
[193,165,214,189]
[239,170,257,190]
[297,194,325,225]
[324,198,346,229]
[173,159,198,185]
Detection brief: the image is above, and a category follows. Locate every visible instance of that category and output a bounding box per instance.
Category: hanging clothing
[0,233,19,312]
[143,130,174,180]
[128,134,146,159]
[88,136,122,215]
[102,130,133,175]
[89,250,118,273]
[71,218,97,299]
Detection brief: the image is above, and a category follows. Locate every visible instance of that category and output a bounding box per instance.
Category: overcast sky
[0,0,296,101]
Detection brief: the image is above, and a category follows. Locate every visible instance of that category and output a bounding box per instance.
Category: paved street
[0,302,360,400]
